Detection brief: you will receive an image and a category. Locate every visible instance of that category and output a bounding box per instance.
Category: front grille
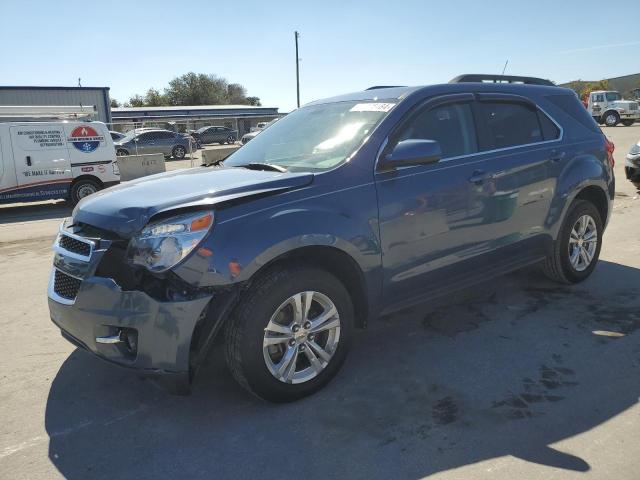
[630,104,638,111]
[53,270,82,300]
[59,234,91,257]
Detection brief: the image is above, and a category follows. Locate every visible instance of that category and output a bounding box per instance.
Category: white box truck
[0,121,120,205]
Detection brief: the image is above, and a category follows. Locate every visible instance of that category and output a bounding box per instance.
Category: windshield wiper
[240,162,288,172]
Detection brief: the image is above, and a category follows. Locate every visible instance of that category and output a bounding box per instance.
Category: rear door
[472,94,560,253]
[8,124,72,201]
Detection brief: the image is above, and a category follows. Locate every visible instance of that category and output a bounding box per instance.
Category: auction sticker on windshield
[350,103,396,112]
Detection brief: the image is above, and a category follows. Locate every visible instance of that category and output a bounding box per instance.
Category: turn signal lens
[191,213,213,231]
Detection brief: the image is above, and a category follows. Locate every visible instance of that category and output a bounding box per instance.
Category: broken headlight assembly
[127,211,213,272]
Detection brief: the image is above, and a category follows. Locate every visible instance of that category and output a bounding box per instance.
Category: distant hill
[560,73,640,99]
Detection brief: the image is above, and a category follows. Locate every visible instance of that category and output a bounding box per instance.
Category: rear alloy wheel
[604,112,620,127]
[172,145,186,159]
[70,178,101,205]
[225,266,353,402]
[542,199,603,283]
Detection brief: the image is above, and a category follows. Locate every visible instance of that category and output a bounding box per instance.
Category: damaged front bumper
[47,223,214,393]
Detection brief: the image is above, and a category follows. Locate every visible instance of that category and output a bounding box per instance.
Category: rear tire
[69,178,101,205]
[622,120,635,127]
[541,199,603,284]
[225,266,354,402]
[172,145,186,159]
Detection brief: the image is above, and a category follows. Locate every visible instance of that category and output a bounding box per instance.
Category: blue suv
[48,75,614,402]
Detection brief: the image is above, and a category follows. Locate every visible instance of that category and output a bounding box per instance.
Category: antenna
[78,77,82,87]
[501,60,509,75]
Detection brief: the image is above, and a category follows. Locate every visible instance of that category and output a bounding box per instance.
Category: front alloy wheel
[263,291,341,384]
[225,266,353,402]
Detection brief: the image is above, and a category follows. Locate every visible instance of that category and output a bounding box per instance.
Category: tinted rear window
[477,102,543,149]
[546,94,600,133]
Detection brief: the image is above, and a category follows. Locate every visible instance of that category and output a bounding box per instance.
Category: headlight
[127,211,213,272]
[629,144,640,155]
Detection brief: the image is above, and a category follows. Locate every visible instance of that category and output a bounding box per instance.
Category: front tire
[604,111,620,127]
[541,199,603,284]
[226,135,236,144]
[225,266,354,402]
[116,148,129,156]
[69,178,101,205]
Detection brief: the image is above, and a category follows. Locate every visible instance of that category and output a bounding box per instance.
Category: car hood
[72,166,314,237]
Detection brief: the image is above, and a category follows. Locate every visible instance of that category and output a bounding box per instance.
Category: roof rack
[365,85,406,90]
[450,74,555,87]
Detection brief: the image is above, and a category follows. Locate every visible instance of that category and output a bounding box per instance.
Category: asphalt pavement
[0,125,639,479]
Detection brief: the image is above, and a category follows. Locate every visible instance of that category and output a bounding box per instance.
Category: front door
[7,125,72,202]
[375,94,495,305]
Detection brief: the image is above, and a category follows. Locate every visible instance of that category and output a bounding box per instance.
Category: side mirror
[382,139,442,169]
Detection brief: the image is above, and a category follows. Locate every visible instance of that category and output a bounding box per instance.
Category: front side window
[477,102,543,149]
[397,102,478,159]
[224,100,394,171]
[593,94,605,103]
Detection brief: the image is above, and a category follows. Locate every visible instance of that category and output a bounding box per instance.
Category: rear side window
[397,102,478,159]
[537,111,561,141]
[546,94,600,133]
[477,102,543,149]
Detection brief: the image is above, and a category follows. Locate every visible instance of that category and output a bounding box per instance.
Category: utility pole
[294,31,300,108]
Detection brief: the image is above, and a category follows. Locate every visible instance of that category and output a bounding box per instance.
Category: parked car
[0,121,119,205]
[625,138,640,189]
[114,129,192,159]
[241,119,278,144]
[586,90,640,127]
[191,126,237,145]
[109,131,126,141]
[48,75,614,402]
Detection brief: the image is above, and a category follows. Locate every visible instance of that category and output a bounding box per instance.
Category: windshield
[224,100,395,171]
[605,92,622,101]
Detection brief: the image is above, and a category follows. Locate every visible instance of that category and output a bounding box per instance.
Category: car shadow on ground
[44,260,640,479]
[0,201,70,224]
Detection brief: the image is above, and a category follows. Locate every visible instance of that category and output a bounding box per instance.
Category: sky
[1,0,639,112]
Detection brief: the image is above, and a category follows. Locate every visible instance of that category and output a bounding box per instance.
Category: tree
[227,83,247,104]
[118,73,260,107]
[128,95,145,107]
[144,88,166,107]
[110,98,120,108]
[165,72,227,105]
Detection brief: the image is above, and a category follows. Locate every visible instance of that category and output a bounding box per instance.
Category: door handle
[468,170,493,185]
[26,156,32,166]
[549,150,566,163]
